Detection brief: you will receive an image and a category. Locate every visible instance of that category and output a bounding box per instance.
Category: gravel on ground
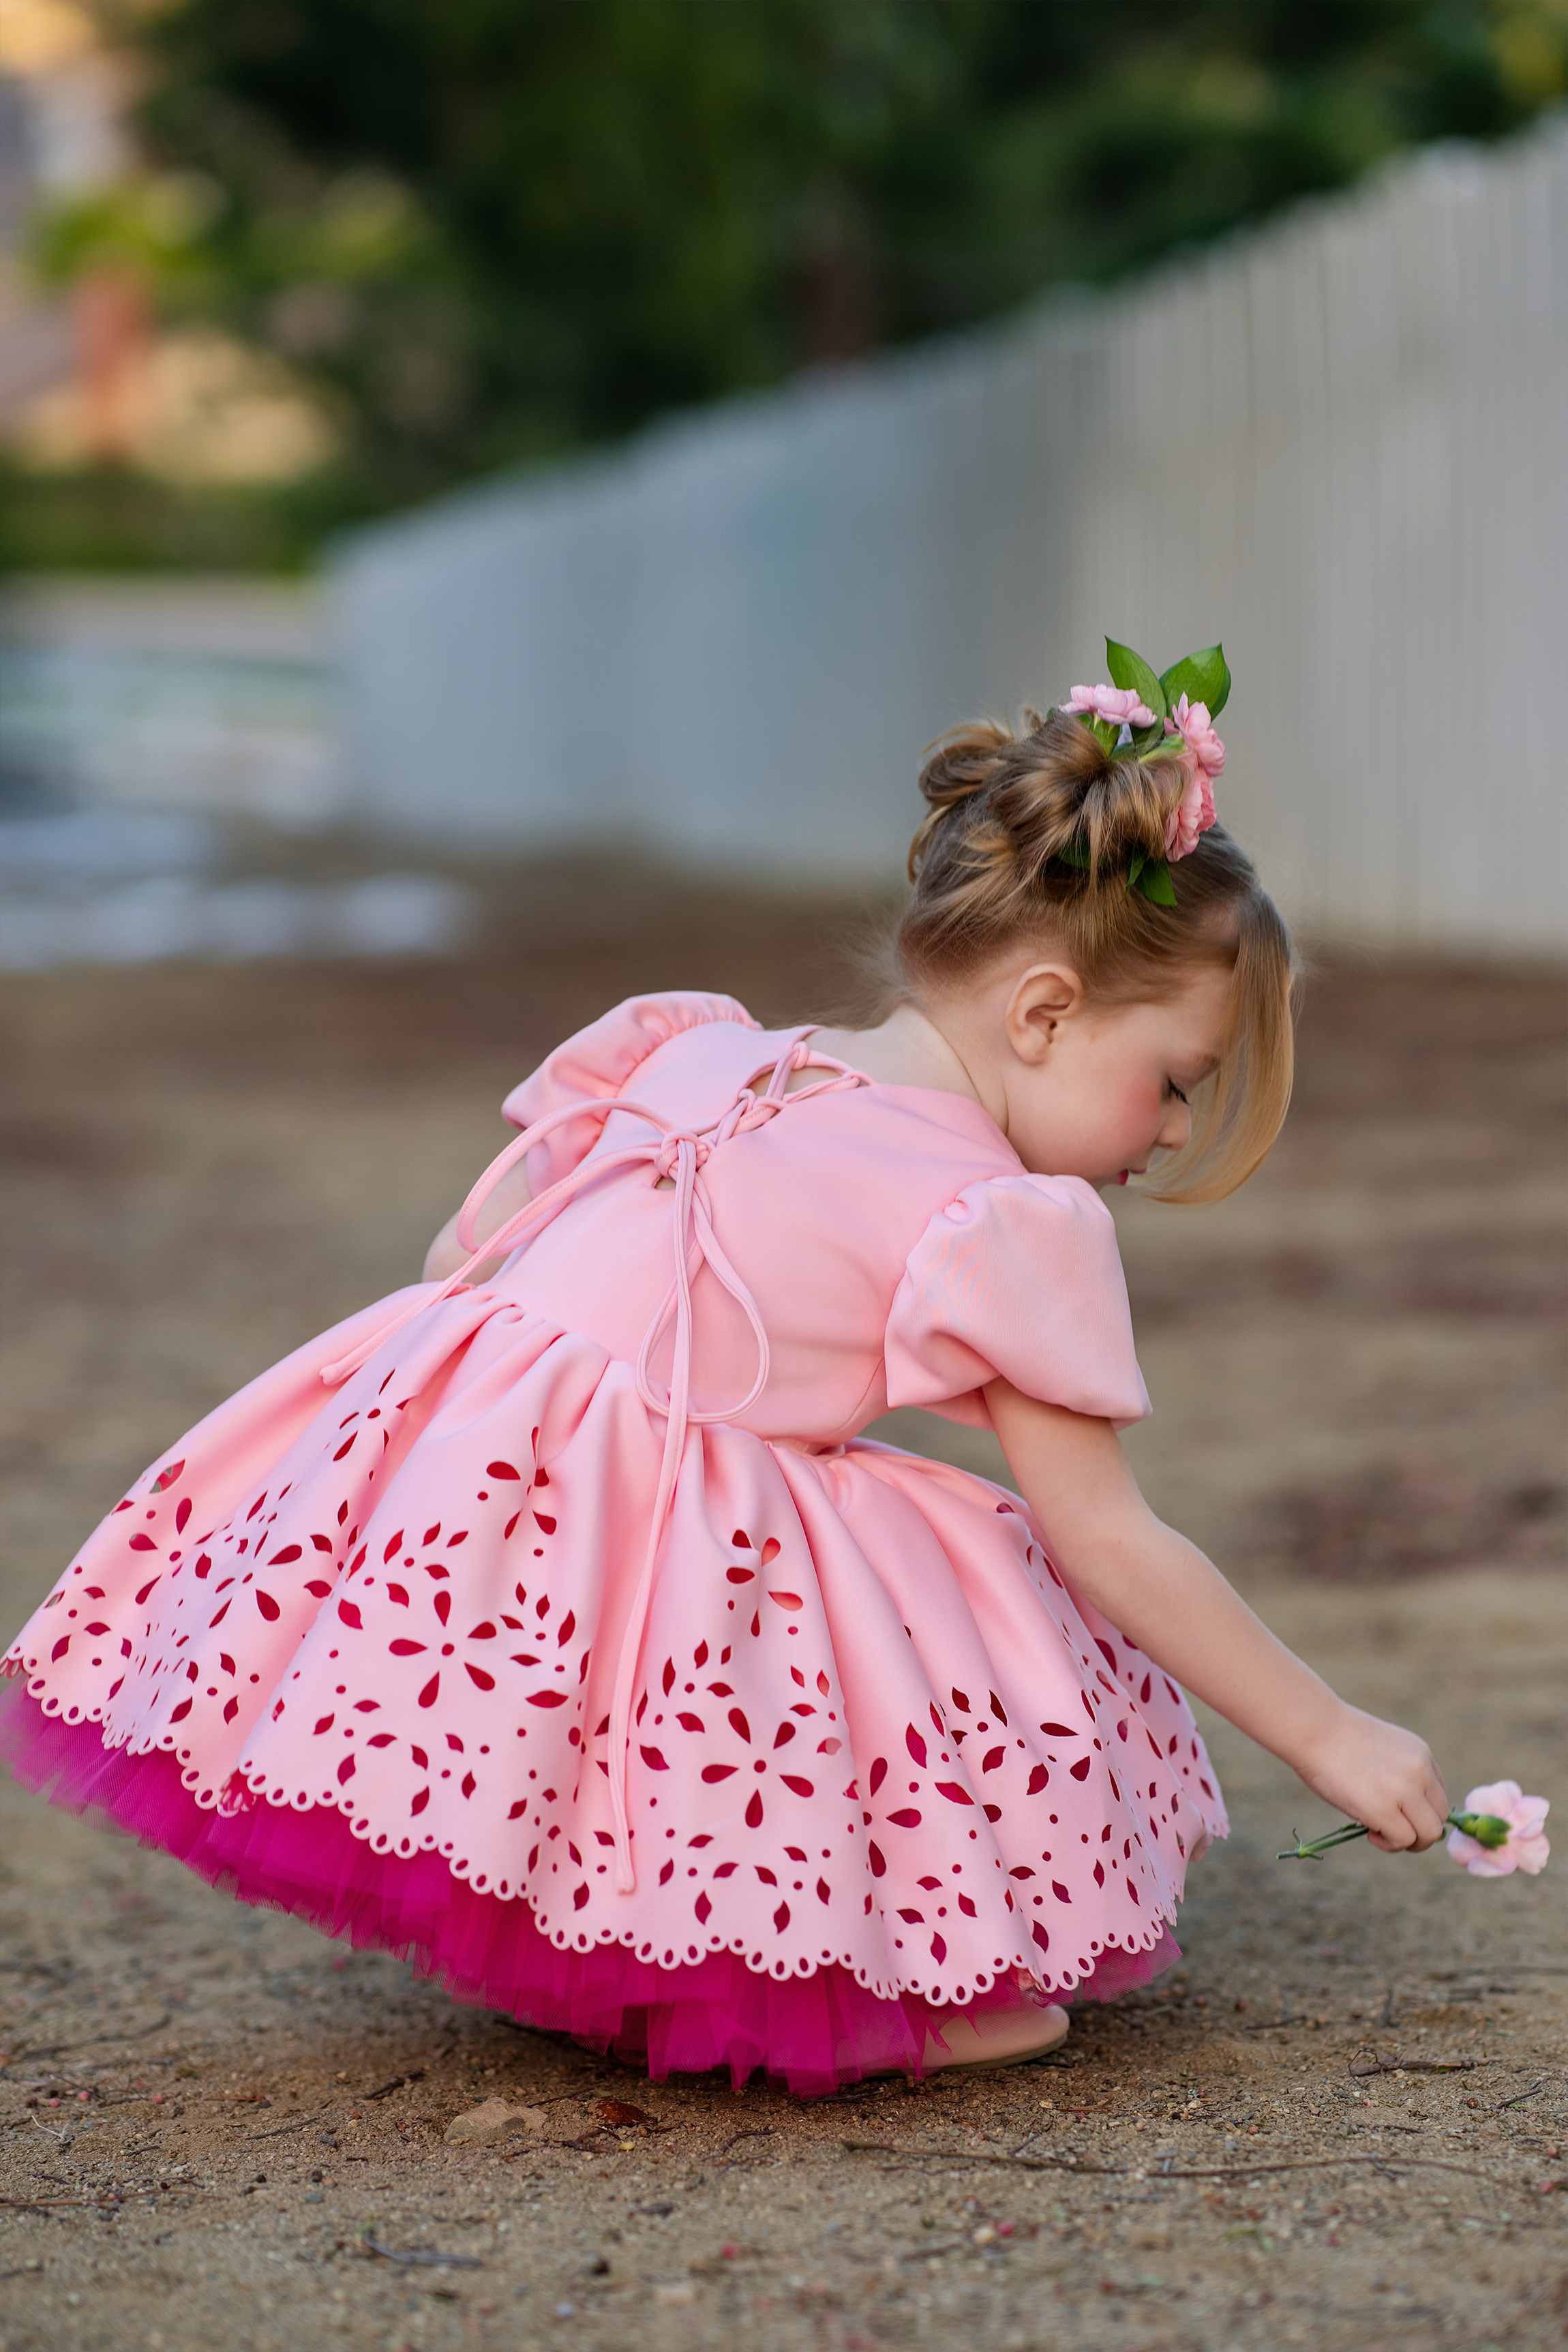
[1,860,1564,2351]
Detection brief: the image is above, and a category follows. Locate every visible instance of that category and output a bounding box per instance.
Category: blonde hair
[897,706,1295,1204]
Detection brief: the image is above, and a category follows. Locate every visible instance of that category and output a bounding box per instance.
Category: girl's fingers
[1399,1791,1448,1852]
[1374,1796,1439,1852]
[1412,1779,1449,1850]
[1368,1785,1449,1853]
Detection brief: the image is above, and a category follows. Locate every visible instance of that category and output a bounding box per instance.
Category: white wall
[333,117,1568,952]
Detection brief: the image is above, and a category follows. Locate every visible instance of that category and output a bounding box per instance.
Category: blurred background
[1,0,1566,946]
[0,1,1563,1620]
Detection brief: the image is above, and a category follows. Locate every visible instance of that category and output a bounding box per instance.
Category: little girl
[1,648,1447,2094]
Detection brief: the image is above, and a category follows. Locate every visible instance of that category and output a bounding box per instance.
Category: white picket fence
[333,116,1568,952]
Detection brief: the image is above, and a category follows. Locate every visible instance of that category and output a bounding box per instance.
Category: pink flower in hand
[1062,683,1156,729]
[1445,1781,1550,1877]
[1163,763,1217,862]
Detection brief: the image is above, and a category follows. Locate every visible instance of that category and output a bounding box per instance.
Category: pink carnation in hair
[1062,683,1156,729]
[1164,763,1216,862]
[1169,692,1226,778]
[1161,692,1224,862]
[1445,1781,1550,1879]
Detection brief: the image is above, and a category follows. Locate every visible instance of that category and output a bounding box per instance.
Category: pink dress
[1,993,1225,2093]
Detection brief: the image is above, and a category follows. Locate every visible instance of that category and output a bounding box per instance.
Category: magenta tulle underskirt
[0,1679,1176,2096]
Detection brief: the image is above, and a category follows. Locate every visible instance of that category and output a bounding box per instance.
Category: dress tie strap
[320,1031,862,1890]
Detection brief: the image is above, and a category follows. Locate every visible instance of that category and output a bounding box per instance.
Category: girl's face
[953,955,1235,1189]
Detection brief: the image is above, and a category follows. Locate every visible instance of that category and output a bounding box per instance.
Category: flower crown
[1053,637,1231,906]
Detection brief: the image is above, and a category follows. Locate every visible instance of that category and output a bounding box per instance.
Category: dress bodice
[483,993,1149,1444]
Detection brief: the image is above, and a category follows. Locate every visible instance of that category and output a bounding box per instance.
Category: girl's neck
[812,1003,984,1106]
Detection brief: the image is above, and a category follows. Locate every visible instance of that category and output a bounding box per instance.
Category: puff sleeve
[500,992,759,1193]
[884,1174,1151,1430]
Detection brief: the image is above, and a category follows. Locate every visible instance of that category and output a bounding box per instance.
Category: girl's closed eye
[1167,1081,1190,1105]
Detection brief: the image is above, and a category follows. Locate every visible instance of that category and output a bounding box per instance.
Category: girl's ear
[1004,964,1085,1066]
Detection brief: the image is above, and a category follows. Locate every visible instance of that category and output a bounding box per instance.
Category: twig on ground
[843,2138,1113,2179]
[1493,2079,1548,2112]
[1433,1965,1568,1978]
[0,2188,170,2216]
[840,2139,1493,2184]
[719,2128,780,2161]
[362,2235,483,2270]
[365,2070,426,2102]
[1349,2056,1488,2077]
[1,2017,172,2075]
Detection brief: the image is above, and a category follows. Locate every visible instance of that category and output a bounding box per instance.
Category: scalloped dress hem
[0,1678,1179,2096]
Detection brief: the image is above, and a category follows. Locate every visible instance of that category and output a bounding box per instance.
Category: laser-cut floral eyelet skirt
[3,993,1224,2093]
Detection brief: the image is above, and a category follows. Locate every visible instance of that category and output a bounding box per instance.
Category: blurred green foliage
[16,0,1568,562]
[0,456,380,575]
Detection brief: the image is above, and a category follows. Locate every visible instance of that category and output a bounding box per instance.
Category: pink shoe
[922,1997,1070,2071]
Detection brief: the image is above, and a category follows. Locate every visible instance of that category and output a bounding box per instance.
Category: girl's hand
[1298,1705,1449,1852]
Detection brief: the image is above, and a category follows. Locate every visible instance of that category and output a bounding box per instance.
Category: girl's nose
[1158,1099,1192,1152]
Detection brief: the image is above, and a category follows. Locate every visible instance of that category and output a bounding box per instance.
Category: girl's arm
[987,1380,1448,1852]
[423,1158,534,1284]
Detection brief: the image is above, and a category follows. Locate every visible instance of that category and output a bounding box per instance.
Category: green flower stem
[1278,1810,1510,1861]
[1448,1809,1511,1850]
[1277,1822,1373,1860]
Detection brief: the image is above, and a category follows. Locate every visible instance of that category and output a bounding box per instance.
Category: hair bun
[911,708,1179,887]
[907,720,1012,877]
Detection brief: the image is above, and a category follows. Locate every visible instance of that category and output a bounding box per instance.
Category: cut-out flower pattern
[6,1330,1221,2008]
[5,995,1224,2014]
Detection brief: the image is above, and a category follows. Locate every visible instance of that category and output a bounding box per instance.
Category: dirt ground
[1,860,1565,2352]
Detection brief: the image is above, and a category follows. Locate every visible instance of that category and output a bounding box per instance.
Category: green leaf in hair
[1132,859,1177,906]
[1104,639,1167,722]
[1158,644,1231,720]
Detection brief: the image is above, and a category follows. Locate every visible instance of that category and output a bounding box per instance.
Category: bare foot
[922,1998,1070,2070]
